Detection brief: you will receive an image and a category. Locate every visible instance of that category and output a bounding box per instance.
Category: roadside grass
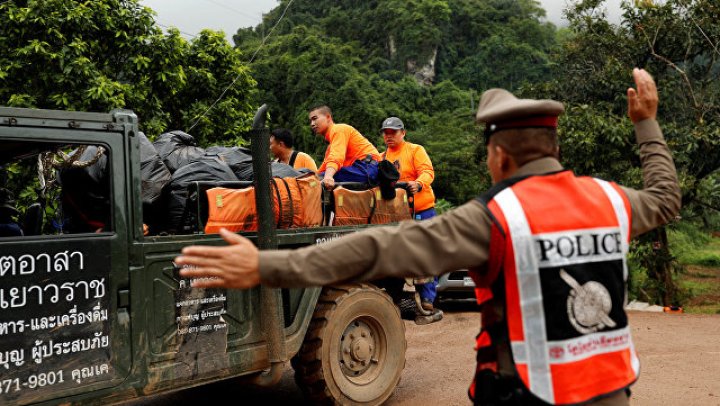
[669,225,720,314]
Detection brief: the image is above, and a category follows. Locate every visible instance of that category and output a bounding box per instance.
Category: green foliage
[380,0,451,67]
[535,0,720,306]
[547,0,720,212]
[434,198,455,215]
[668,221,720,267]
[410,110,487,204]
[626,241,653,301]
[440,0,557,90]
[668,221,712,251]
[241,0,557,91]
[0,0,257,144]
[668,221,720,313]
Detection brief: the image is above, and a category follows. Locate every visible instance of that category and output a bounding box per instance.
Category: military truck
[0,106,407,405]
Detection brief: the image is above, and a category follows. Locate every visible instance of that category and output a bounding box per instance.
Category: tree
[0,0,257,144]
[240,0,557,90]
[535,0,720,305]
[436,0,557,90]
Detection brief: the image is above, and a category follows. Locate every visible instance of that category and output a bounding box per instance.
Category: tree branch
[694,200,720,213]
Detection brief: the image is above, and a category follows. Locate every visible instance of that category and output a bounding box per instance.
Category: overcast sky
[141,0,623,43]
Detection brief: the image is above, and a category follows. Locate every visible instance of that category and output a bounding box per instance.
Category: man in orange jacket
[269,128,318,172]
[381,116,439,311]
[309,105,382,190]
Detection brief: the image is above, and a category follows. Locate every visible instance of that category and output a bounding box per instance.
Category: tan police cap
[475,89,564,134]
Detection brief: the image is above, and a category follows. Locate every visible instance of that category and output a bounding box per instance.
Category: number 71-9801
[1,370,65,394]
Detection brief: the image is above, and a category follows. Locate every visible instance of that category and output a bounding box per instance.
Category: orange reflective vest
[470,171,639,405]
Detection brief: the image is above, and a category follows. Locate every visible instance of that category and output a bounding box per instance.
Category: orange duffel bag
[332,186,375,226]
[204,185,259,233]
[332,186,412,226]
[270,174,323,228]
[204,173,322,234]
[290,174,323,227]
[370,188,412,224]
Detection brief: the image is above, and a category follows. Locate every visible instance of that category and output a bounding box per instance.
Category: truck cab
[0,107,406,405]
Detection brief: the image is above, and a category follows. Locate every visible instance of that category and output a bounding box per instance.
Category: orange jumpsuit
[291,151,318,172]
[318,123,380,173]
[383,141,436,212]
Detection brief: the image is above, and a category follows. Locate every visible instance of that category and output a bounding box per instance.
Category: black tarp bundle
[139,132,172,206]
[56,130,309,235]
[205,145,303,180]
[58,146,111,233]
[205,145,254,181]
[164,156,238,234]
[270,161,303,178]
[139,132,172,232]
[153,130,205,173]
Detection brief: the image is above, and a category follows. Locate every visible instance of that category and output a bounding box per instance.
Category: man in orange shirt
[381,116,439,311]
[309,105,382,190]
[269,128,318,172]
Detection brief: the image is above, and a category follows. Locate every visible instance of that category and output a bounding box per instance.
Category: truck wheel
[293,283,406,405]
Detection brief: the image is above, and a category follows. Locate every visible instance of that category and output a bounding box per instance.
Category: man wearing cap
[308,105,382,189]
[0,188,23,237]
[381,116,439,311]
[175,68,680,405]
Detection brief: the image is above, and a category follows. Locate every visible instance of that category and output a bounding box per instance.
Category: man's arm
[321,129,348,189]
[321,167,337,189]
[260,200,492,287]
[622,68,682,238]
[176,200,493,289]
[322,130,349,174]
[412,145,435,191]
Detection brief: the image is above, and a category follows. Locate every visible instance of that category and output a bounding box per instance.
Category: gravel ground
[121,305,720,405]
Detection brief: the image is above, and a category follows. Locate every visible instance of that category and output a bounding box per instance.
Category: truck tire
[293,283,406,405]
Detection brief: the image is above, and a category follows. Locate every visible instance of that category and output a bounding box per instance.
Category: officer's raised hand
[627,68,658,123]
[174,228,260,289]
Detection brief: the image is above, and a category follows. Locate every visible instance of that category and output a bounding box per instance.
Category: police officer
[175,68,680,405]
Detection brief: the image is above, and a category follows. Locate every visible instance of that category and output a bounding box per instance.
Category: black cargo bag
[163,156,238,234]
[59,146,110,233]
[206,145,254,181]
[153,130,205,173]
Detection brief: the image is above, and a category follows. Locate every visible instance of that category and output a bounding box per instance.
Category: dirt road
[389,307,720,406]
[123,305,720,405]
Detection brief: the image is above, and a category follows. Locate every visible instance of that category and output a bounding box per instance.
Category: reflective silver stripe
[592,179,640,378]
[630,332,641,376]
[495,188,555,404]
[533,227,625,268]
[544,326,633,364]
[511,341,528,363]
[593,179,630,281]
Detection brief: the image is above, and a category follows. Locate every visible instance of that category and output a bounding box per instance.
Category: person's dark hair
[489,127,559,167]
[308,104,332,116]
[270,128,294,149]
